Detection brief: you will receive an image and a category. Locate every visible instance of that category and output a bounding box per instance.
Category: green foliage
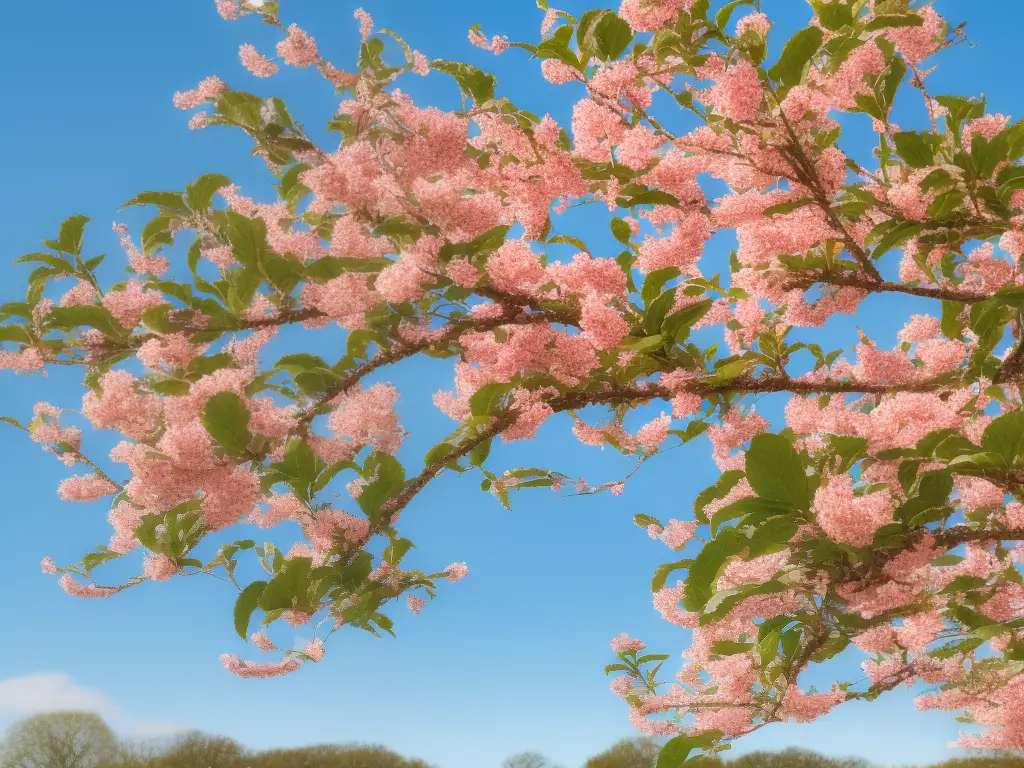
[584,738,661,768]
[768,27,824,87]
[202,391,255,458]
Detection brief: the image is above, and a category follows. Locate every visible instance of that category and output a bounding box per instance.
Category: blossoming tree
[3,0,1024,761]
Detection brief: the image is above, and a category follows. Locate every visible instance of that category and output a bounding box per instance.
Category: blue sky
[0,2,1020,767]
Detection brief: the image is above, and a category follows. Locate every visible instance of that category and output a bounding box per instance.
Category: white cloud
[0,673,118,718]
[0,672,188,740]
[124,720,190,740]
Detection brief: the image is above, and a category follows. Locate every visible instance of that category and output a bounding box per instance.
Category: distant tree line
[2,712,1023,768]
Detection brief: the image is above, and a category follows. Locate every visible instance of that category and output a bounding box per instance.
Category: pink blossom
[172,76,226,110]
[610,677,633,697]
[780,685,845,723]
[659,519,696,549]
[444,562,469,582]
[898,314,941,343]
[916,339,964,375]
[354,8,373,41]
[736,12,770,37]
[486,240,546,293]
[214,0,239,20]
[541,59,582,85]
[696,56,763,122]
[468,30,509,55]
[41,556,58,575]
[251,632,275,652]
[304,638,325,662]
[220,654,301,678]
[853,624,897,655]
[58,574,118,599]
[101,280,167,329]
[81,371,162,440]
[112,222,169,276]
[239,44,278,78]
[143,554,177,582]
[672,393,703,418]
[407,595,427,614]
[60,280,97,307]
[137,333,202,371]
[411,51,429,76]
[895,611,944,652]
[580,294,629,351]
[57,474,117,502]
[277,24,319,68]
[636,414,671,449]
[610,633,646,653]
[999,230,1024,261]
[883,5,945,65]
[814,474,893,547]
[619,0,694,32]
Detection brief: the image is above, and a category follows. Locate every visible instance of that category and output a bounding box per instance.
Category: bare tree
[0,712,119,768]
[503,753,551,768]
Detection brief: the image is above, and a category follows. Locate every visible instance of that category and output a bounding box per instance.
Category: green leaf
[711,640,754,655]
[981,410,1024,468]
[694,470,745,523]
[711,496,793,536]
[663,299,713,347]
[763,198,814,217]
[357,452,406,526]
[657,732,722,768]
[892,131,940,168]
[621,190,680,208]
[642,268,680,307]
[651,559,692,593]
[186,173,231,211]
[702,580,788,623]
[233,580,267,639]
[864,13,924,32]
[643,288,677,335]
[47,305,125,337]
[430,60,496,103]
[941,300,964,339]
[56,215,91,256]
[768,26,824,87]
[266,438,323,501]
[810,1,854,31]
[872,220,924,259]
[0,325,32,343]
[546,234,589,252]
[593,11,633,60]
[716,0,753,30]
[0,416,26,431]
[122,191,188,212]
[745,433,811,510]
[202,392,254,457]
[470,382,513,417]
[306,256,392,281]
[258,558,311,611]
[225,211,266,269]
[634,513,661,529]
[15,252,74,271]
[610,217,632,245]
[683,528,745,611]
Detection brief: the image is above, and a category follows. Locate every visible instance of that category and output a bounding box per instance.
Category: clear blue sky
[0,2,1018,767]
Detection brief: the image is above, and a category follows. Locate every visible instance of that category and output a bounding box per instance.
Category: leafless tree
[0,712,119,768]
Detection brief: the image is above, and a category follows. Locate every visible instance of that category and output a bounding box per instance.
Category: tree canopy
[3,0,1024,763]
